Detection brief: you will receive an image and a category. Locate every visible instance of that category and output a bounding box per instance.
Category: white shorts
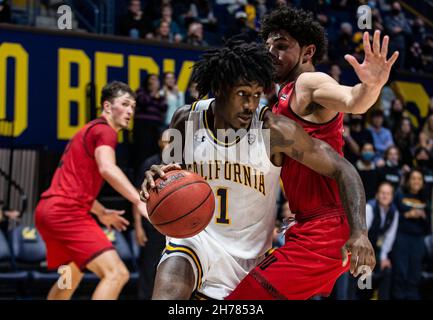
[158,231,265,300]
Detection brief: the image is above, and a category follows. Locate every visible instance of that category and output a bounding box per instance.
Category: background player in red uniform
[35,81,148,300]
[227,7,396,300]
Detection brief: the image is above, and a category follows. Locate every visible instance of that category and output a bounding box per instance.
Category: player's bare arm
[139,105,188,199]
[293,30,399,117]
[265,111,376,276]
[95,145,149,219]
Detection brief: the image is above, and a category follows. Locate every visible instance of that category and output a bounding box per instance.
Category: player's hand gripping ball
[146,170,215,238]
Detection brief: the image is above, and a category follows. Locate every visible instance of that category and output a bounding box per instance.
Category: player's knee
[103,264,130,285]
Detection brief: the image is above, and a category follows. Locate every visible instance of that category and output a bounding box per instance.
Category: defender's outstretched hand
[344,30,399,89]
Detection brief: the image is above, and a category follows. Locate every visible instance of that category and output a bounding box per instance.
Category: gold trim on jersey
[165,242,203,290]
[203,109,240,147]
[259,106,269,121]
[190,101,199,111]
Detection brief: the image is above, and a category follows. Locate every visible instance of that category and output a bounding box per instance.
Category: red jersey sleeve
[87,124,118,156]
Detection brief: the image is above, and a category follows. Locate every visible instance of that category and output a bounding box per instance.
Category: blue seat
[0,229,28,285]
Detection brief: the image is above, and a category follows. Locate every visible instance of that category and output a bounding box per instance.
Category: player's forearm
[347,83,382,114]
[333,159,368,235]
[132,204,142,226]
[100,164,141,206]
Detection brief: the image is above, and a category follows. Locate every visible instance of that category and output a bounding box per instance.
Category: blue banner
[0,25,203,151]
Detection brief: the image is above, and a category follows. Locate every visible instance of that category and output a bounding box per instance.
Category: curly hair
[261,7,327,64]
[191,40,274,99]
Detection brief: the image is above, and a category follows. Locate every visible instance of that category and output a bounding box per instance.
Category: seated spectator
[411,17,426,44]
[152,4,183,41]
[384,1,411,69]
[368,109,394,160]
[225,11,258,43]
[360,182,398,300]
[183,21,208,47]
[118,0,151,38]
[377,146,404,190]
[421,34,433,73]
[344,114,374,164]
[159,72,185,126]
[394,117,416,167]
[0,0,10,23]
[418,114,433,154]
[413,147,433,199]
[356,142,380,200]
[392,169,431,300]
[407,41,423,72]
[385,98,405,132]
[151,20,182,43]
[185,80,199,105]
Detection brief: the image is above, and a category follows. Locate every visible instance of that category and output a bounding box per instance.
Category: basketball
[147,170,215,238]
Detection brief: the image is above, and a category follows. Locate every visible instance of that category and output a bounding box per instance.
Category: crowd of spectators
[115,0,433,74]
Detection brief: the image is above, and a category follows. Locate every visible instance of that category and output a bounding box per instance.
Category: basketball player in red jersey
[35,81,148,300]
[227,8,398,300]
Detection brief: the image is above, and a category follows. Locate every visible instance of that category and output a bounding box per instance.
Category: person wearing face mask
[377,146,403,190]
[343,114,374,165]
[414,147,433,199]
[392,169,431,300]
[356,143,380,200]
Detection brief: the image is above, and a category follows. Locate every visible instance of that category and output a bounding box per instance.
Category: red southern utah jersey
[273,81,345,220]
[40,117,117,211]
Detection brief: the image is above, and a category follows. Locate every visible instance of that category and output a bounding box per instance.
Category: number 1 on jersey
[216,188,230,224]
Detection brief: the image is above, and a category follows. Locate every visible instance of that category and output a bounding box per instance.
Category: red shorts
[35,196,114,271]
[226,214,350,300]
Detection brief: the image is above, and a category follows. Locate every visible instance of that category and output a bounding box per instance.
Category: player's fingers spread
[373,30,380,54]
[387,51,399,67]
[344,55,360,70]
[381,35,389,58]
[363,31,372,55]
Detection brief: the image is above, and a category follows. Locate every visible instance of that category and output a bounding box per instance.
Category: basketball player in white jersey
[141,41,371,300]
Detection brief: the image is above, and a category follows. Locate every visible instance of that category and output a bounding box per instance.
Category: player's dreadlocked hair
[261,7,327,64]
[191,40,274,99]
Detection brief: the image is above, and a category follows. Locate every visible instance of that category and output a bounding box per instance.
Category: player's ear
[302,44,316,64]
[102,100,111,114]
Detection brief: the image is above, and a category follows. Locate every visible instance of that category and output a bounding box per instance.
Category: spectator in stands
[377,146,403,190]
[225,11,258,43]
[394,117,416,167]
[413,147,433,199]
[392,169,431,300]
[185,80,199,105]
[133,74,167,171]
[356,142,380,200]
[118,0,151,39]
[183,21,208,47]
[0,0,11,23]
[385,98,405,132]
[407,41,423,72]
[368,109,394,160]
[328,63,342,83]
[151,20,182,43]
[411,17,426,44]
[384,1,411,69]
[133,129,167,300]
[152,4,183,43]
[160,72,185,126]
[343,114,374,164]
[419,114,433,154]
[185,0,218,29]
[363,182,399,300]
[330,22,357,65]
[421,34,433,73]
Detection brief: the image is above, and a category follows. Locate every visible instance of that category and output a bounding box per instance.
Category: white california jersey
[184,99,281,259]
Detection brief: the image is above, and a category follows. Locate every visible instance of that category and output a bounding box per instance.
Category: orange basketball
[147,170,215,238]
